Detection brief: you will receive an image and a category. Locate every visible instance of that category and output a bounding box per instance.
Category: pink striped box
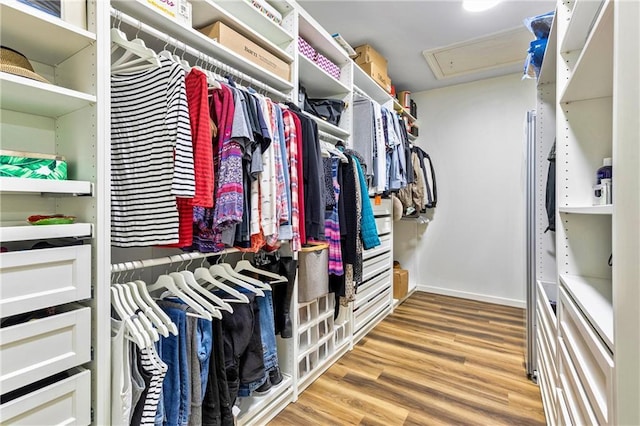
[298,37,316,61]
[315,53,341,80]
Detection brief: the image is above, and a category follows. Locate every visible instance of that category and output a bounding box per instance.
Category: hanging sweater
[353,157,380,250]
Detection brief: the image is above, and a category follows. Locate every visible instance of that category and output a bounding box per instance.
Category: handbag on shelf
[299,86,346,126]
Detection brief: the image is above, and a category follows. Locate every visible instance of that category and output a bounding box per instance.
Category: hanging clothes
[111,57,195,247]
[324,157,344,276]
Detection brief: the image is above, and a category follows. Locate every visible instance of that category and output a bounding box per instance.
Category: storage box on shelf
[198,21,291,81]
[112,0,294,92]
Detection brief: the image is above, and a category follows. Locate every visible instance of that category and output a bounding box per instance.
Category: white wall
[401,73,537,307]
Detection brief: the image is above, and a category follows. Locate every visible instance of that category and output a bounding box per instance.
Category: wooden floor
[269,292,545,426]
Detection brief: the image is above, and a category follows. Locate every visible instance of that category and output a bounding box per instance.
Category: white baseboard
[416,285,526,309]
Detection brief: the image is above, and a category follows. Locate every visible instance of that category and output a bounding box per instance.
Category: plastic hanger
[209,262,265,297]
[116,283,160,343]
[323,142,349,163]
[194,261,250,304]
[110,286,149,348]
[219,262,272,292]
[178,255,233,313]
[147,271,212,321]
[169,271,222,320]
[235,259,288,284]
[110,27,160,73]
[126,280,170,338]
[111,269,152,347]
[134,278,178,336]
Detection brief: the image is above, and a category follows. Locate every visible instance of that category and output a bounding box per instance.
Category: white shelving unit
[536,1,640,425]
[559,205,612,215]
[559,274,613,349]
[0,177,92,196]
[0,0,109,424]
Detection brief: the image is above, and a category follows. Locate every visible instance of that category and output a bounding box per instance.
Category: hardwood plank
[269,291,544,426]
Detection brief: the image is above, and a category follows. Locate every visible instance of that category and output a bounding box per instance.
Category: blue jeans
[155,302,190,426]
[197,319,213,401]
[258,290,279,372]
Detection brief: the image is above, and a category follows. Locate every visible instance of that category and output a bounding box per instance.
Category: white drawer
[356,272,390,309]
[558,339,599,426]
[559,288,613,425]
[557,389,573,426]
[371,198,392,216]
[363,234,391,260]
[0,245,91,318]
[355,288,390,330]
[374,216,391,235]
[537,346,557,426]
[536,280,557,356]
[362,253,391,282]
[0,368,91,425]
[0,307,91,393]
[537,310,558,384]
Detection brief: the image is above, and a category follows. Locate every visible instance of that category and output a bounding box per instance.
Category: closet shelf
[298,54,350,97]
[0,178,93,196]
[111,1,295,93]
[561,0,606,53]
[236,373,293,425]
[208,0,294,47]
[560,0,613,103]
[298,110,350,140]
[0,222,92,242]
[393,99,417,123]
[0,72,96,118]
[538,16,557,86]
[559,205,612,215]
[191,0,293,64]
[0,0,96,66]
[559,274,613,350]
[353,66,393,105]
[297,10,350,66]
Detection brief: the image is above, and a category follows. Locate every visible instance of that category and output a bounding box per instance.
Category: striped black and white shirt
[111,57,195,247]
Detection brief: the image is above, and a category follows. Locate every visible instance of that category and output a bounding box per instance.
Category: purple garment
[325,158,343,276]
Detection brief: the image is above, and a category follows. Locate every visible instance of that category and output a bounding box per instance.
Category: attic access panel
[423,26,533,79]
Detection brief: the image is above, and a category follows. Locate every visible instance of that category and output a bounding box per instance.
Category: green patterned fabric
[0,155,67,180]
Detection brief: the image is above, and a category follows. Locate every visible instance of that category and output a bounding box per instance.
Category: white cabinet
[0,0,109,423]
[539,1,640,425]
[353,198,393,342]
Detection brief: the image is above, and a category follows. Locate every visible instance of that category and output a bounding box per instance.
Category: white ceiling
[297,0,555,93]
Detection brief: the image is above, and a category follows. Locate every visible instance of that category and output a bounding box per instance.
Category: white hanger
[126,280,170,338]
[110,286,149,348]
[235,259,288,284]
[147,272,212,321]
[323,142,349,163]
[111,27,160,73]
[194,53,221,89]
[134,278,178,336]
[194,263,250,304]
[116,283,160,343]
[209,262,265,297]
[169,271,222,320]
[178,255,233,313]
[219,262,272,292]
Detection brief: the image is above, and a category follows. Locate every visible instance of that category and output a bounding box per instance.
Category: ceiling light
[462,0,502,12]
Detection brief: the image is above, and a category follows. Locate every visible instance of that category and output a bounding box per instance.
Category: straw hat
[1,46,49,83]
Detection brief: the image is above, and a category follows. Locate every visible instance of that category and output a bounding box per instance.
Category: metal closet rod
[110,7,291,100]
[110,249,240,273]
[318,130,343,144]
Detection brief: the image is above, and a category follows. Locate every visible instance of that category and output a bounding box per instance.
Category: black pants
[202,319,233,426]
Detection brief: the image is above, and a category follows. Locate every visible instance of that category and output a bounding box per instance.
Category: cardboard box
[354,44,388,73]
[0,150,67,180]
[137,0,192,28]
[358,61,392,93]
[198,21,291,81]
[393,269,408,300]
